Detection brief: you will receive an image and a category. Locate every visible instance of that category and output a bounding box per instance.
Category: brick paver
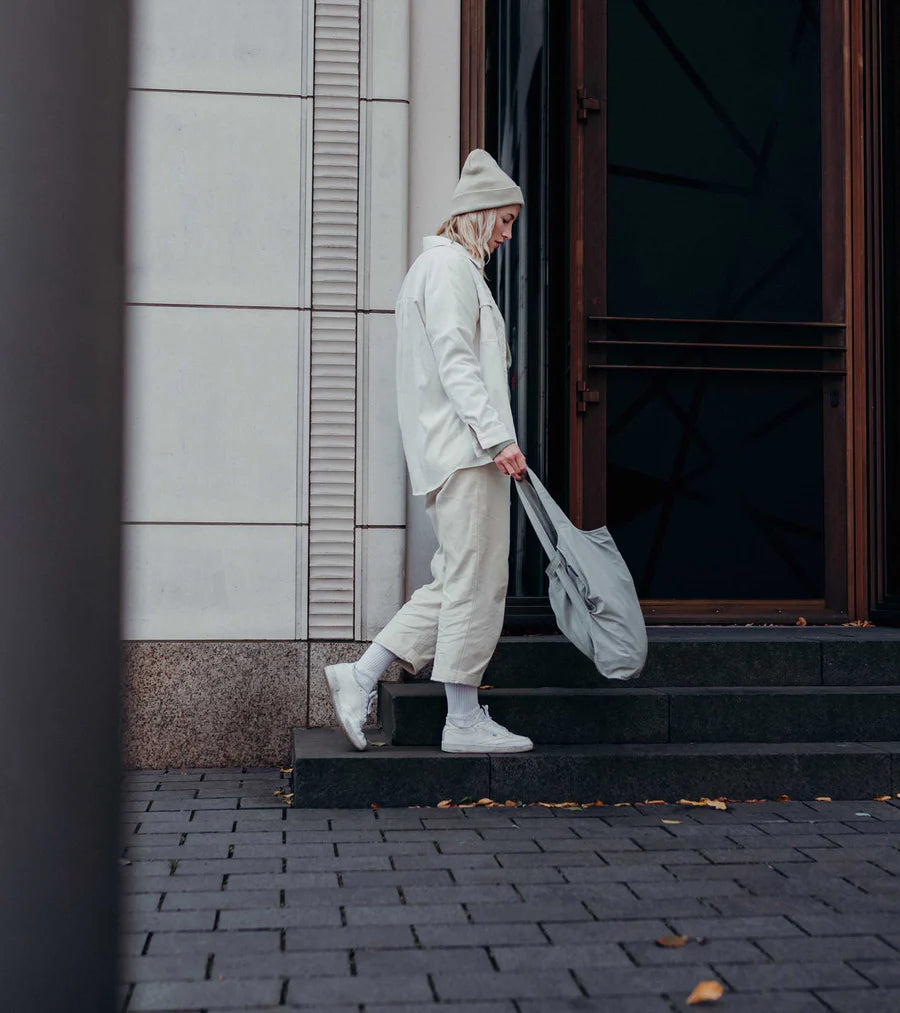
[118,766,900,1011]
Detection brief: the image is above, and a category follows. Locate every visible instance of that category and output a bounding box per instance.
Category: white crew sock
[354,642,397,693]
[444,682,482,726]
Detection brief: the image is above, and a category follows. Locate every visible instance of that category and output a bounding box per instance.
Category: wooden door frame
[461,0,876,623]
[460,0,486,163]
[858,0,900,624]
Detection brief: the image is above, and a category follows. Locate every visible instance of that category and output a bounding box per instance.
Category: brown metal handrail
[587,314,847,328]
[587,363,846,375]
[587,339,846,352]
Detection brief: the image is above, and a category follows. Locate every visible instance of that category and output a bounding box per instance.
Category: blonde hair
[436,208,498,269]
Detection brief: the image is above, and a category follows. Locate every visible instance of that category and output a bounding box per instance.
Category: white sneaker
[325,663,375,751]
[441,705,533,754]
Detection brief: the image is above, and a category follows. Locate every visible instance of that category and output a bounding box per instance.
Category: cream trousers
[375,463,510,687]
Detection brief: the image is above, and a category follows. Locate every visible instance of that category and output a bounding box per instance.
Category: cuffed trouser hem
[371,463,510,689]
[371,632,430,676]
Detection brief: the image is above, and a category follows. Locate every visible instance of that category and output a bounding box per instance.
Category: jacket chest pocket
[479,300,512,370]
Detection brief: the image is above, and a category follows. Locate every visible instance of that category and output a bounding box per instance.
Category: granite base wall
[120,640,404,768]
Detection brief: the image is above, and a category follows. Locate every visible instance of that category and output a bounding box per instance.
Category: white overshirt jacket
[395,235,518,496]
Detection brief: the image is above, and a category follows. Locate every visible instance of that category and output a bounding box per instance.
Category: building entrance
[477,0,899,626]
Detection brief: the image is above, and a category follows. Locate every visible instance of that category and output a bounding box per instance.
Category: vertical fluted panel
[308,0,359,638]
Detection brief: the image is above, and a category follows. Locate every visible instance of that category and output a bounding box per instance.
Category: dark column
[0,2,129,1010]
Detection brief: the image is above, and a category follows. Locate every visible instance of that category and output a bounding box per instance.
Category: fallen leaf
[641,799,667,805]
[743,798,768,803]
[796,617,807,626]
[437,800,453,808]
[686,979,724,1005]
[586,800,604,807]
[777,795,791,802]
[614,802,632,807]
[369,741,387,747]
[279,766,293,774]
[476,798,495,806]
[370,803,378,809]
[656,934,689,948]
[478,684,494,690]
[875,796,891,802]
[662,819,681,825]
[815,796,832,802]
[504,800,518,807]
[458,802,476,809]
[677,798,727,811]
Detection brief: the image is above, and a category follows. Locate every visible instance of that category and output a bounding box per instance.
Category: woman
[325,148,533,753]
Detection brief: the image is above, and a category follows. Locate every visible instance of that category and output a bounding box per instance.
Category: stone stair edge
[499,628,900,642]
[381,683,900,698]
[292,726,900,758]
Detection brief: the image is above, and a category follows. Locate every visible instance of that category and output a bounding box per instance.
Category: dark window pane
[606,0,823,321]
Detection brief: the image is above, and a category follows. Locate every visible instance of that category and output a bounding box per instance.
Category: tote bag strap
[514,471,559,560]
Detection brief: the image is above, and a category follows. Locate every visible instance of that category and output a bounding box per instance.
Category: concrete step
[380,683,900,746]
[480,628,900,688]
[290,728,899,807]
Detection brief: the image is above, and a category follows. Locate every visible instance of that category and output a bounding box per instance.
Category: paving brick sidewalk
[119,767,900,1012]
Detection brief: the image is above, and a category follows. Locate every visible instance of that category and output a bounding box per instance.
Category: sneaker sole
[441,741,533,754]
[324,665,367,752]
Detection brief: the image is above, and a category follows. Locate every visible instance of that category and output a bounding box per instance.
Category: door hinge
[576,380,600,413]
[576,86,601,120]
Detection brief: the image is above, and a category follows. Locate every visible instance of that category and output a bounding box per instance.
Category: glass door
[572,0,849,622]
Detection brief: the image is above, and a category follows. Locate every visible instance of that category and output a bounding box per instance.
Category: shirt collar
[422,234,484,268]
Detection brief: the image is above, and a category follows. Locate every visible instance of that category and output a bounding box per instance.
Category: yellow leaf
[476,798,495,806]
[777,795,791,802]
[656,934,689,948]
[686,980,724,1005]
[815,796,832,802]
[504,800,518,807]
[700,798,728,811]
[478,684,494,690]
[662,819,681,825]
[437,800,453,808]
[279,766,292,774]
[875,796,891,802]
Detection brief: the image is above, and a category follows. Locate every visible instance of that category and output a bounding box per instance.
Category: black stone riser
[381,684,900,747]
[291,729,898,807]
[477,633,900,688]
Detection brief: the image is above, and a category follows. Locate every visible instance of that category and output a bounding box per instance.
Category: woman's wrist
[488,439,515,459]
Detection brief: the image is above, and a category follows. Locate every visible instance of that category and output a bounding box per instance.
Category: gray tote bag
[515,468,647,681]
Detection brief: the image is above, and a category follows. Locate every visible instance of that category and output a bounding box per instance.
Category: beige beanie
[449,148,524,216]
